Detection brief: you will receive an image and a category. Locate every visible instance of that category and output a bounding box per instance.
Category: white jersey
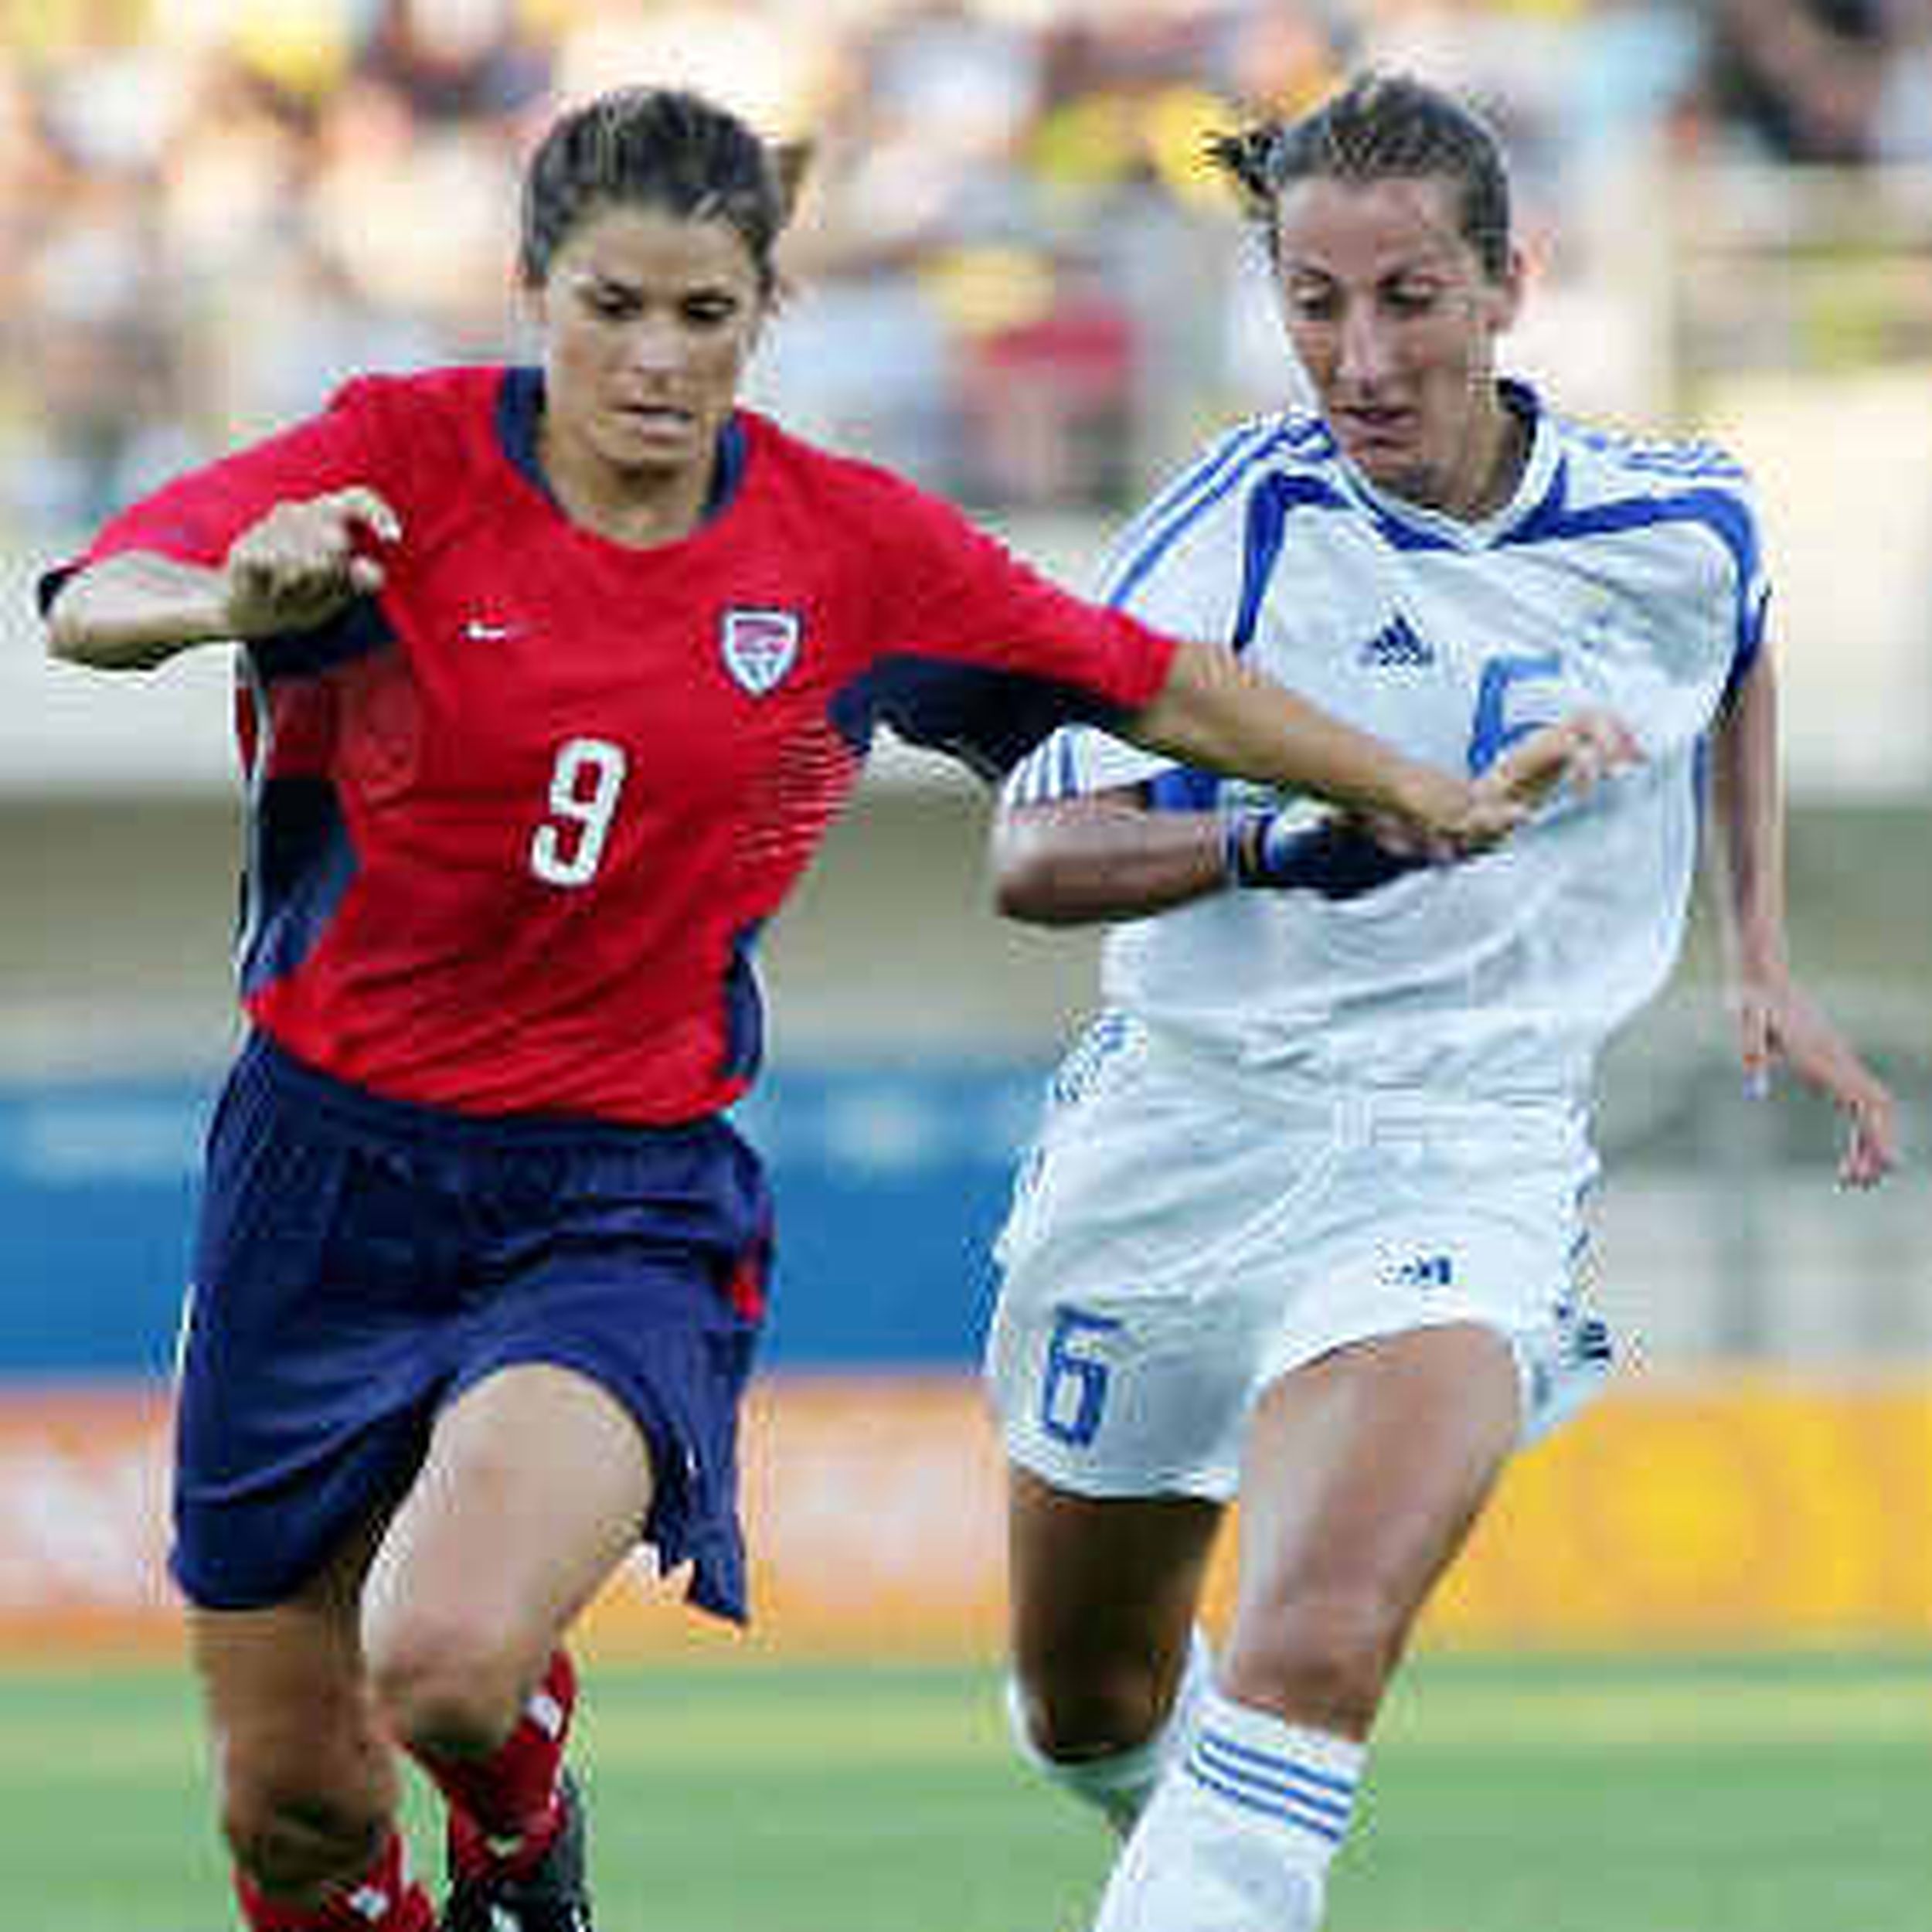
[1005,382,1767,1104]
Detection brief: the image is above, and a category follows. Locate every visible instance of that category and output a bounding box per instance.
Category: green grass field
[4,1651,1927,1932]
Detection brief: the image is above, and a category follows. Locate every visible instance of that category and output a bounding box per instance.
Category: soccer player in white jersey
[983,72,1899,1932]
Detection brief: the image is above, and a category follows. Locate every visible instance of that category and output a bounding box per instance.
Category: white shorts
[985,1016,1614,1501]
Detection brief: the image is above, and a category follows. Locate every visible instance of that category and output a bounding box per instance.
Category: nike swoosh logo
[464,620,516,641]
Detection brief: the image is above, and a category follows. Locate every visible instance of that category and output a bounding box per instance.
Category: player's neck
[539,430,714,549]
[1452,389,1531,523]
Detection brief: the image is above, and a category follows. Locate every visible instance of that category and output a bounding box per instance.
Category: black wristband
[1229,810,1432,899]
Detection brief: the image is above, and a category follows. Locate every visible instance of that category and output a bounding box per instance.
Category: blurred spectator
[1215,0,1357,114]
[1565,1,1707,181]
[4,176,199,535]
[303,76,520,349]
[748,238,968,491]
[1357,1,1579,206]
[1703,0,1932,163]
[1,0,1926,563]
[358,0,549,123]
[550,0,836,134]
[956,247,1138,507]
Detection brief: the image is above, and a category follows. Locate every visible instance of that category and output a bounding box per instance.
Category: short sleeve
[1002,723,1181,806]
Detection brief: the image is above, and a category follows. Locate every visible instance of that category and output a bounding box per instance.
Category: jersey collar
[1333,376,1560,551]
[495,365,748,525]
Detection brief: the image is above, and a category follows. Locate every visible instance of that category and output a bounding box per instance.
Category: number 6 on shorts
[1039,1304,1123,1447]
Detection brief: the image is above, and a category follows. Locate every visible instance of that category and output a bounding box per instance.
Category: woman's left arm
[1709,648,1899,1187]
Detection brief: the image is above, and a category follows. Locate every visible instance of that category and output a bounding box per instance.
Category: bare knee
[1223,1587,1409,1737]
[1016,1651,1178,1764]
[365,1608,535,1760]
[220,1757,390,1900]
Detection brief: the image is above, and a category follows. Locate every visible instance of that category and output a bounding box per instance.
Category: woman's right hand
[223,487,401,638]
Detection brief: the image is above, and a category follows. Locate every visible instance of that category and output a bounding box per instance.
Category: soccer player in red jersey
[40,86,1626,1932]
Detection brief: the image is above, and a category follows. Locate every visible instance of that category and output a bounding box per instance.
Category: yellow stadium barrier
[0,1372,1927,1658]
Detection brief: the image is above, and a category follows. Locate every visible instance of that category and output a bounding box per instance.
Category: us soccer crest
[719,606,801,696]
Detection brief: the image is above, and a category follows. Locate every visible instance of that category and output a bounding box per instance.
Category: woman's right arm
[993,787,1226,926]
[992,784,1438,927]
[45,487,400,673]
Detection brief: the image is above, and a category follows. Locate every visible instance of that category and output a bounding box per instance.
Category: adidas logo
[1358,614,1434,668]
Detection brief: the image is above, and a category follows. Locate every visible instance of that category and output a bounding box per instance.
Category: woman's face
[533,201,767,488]
[1272,172,1522,519]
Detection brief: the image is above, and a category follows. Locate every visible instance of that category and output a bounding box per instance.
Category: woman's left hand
[1731,972,1900,1189]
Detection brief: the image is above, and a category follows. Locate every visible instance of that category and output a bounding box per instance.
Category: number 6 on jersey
[530,736,628,888]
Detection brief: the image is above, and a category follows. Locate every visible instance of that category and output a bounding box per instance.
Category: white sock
[1089,1687,1365,1932]
[1008,1626,1214,1834]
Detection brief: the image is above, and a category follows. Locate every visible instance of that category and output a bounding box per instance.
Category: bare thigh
[1223,1321,1521,1736]
[359,1362,655,1749]
[1007,1462,1224,1757]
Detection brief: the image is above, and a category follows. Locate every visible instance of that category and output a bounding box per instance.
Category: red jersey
[74,366,1175,1122]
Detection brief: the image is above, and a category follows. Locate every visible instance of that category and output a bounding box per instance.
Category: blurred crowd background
[2,2,1929,1383]
[4,0,1931,537]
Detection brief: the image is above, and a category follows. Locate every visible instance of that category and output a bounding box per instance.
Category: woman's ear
[1491,242,1528,334]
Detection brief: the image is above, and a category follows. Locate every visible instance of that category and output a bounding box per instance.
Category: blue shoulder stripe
[1231,473,1349,648]
[1104,422,1290,610]
[1503,460,1764,687]
[1109,420,1276,573]
[1502,475,1759,588]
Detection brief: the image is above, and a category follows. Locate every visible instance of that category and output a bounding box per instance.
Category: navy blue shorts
[175,1030,771,1619]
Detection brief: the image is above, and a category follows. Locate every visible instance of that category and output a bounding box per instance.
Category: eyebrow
[1281,260,1450,284]
[566,265,638,294]
[569,266,738,301]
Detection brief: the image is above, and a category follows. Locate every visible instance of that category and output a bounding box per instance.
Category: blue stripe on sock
[1182,1730,1359,1845]
[1192,1737,1355,1828]
[1196,1730,1358,1801]
[1185,1759,1347,1843]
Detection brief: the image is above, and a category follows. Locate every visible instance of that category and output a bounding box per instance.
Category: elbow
[45,619,93,668]
[43,586,110,669]
[994,877,1083,927]
[990,856,1065,926]
[44,601,158,673]
[42,563,185,672]
[989,821,1085,927]
[43,585,82,665]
